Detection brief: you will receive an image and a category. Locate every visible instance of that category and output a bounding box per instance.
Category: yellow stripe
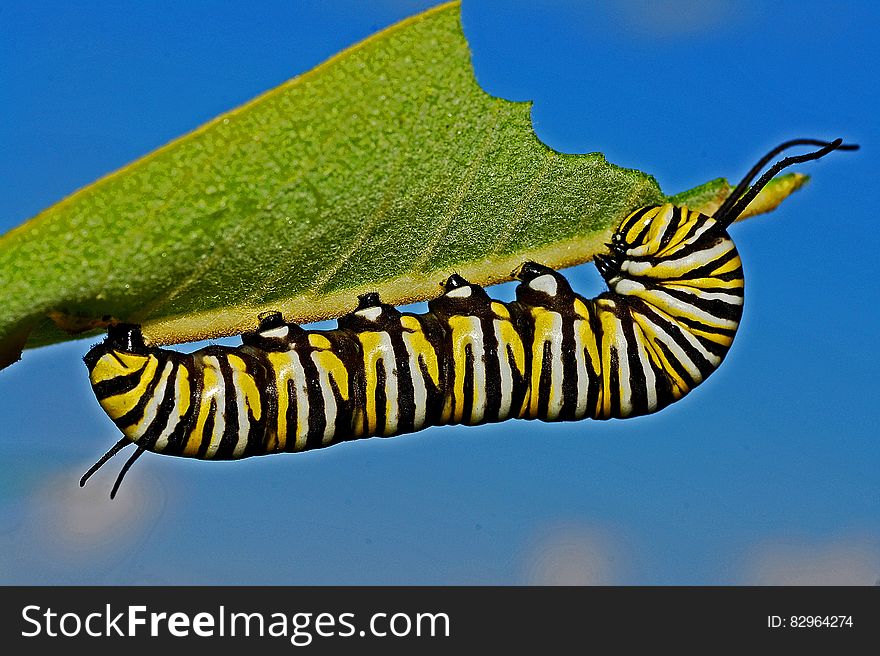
[491,301,510,319]
[358,331,386,435]
[446,316,473,423]
[228,354,262,421]
[177,365,191,420]
[267,352,295,451]
[712,255,743,275]
[527,308,560,418]
[97,355,160,419]
[89,351,149,386]
[446,315,490,424]
[496,318,525,376]
[308,334,332,350]
[400,315,440,387]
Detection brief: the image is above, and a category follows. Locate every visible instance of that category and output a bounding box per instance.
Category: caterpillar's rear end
[85,328,271,461]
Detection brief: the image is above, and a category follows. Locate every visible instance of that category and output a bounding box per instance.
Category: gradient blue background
[1,1,877,584]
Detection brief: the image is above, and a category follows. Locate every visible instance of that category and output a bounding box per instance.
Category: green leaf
[0,1,804,369]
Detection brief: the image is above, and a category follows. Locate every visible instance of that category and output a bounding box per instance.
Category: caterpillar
[82,138,856,497]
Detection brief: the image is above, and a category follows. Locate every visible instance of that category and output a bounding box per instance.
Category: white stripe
[461,316,487,423]
[572,319,589,419]
[231,365,253,458]
[260,325,289,339]
[612,317,633,417]
[622,240,732,278]
[493,319,514,419]
[529,274,558,296]
[373,331,399,435]
[356,306,382,321]
[129,360,174,441]
[546,312,565,420]
[290,351,310,451]
[446,286,472,298]
[202,356,226,459]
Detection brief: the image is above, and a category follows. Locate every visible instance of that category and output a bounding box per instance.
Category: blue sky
[1,0,878,584]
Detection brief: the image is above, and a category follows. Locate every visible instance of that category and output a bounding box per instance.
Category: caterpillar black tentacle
[82,138,857,496]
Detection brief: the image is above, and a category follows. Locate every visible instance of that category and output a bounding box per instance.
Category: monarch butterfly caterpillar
[83,138,856,497]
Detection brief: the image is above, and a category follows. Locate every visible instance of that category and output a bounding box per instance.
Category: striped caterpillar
[82,139,855,497]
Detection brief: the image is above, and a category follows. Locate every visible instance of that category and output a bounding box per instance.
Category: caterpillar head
[596,138,859,292]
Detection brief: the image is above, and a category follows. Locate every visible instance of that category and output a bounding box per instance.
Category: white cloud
[739,537,880,586]
[611,0,739,37]
[521,522,626,585]
[0,462,169,582]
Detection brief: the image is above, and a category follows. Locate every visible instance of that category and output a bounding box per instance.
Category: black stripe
[559,308,579,420]
[586,298,606,419]
[335,328,366,441]
[673,284,744,297]
[411,312,449,428]
[415,355,438,427]
[326,372,348,446]
[653,339,697,392]
[618,206,656,246]
[300,343,327,450]
[461,342,475,425]
[389,327,416,435]
[505,302,533,421]
[624,231,732,268]
[607,345,621,419]
[694,332,732,358]
[374,357,388,436]
[618,304,649,416]
[628,317,676,415]
[537,340,553,420]
[285,376,299,452]
[480,317,502,423]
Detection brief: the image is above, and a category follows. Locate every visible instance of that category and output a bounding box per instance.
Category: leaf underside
[0,1,805,369]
